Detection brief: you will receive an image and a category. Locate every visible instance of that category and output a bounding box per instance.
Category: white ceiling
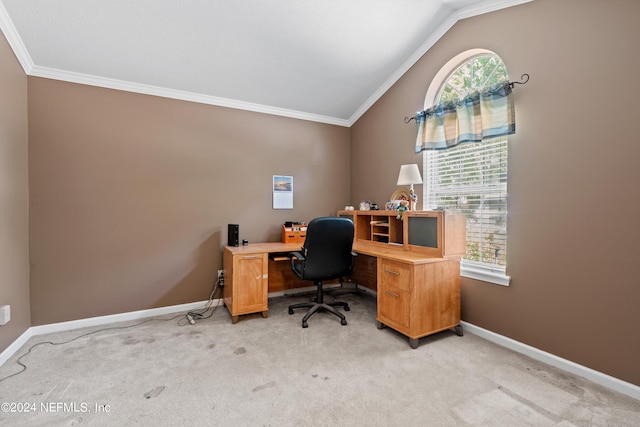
[0,0,530,126]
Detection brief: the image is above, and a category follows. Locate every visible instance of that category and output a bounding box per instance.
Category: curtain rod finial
[510,73,530,87]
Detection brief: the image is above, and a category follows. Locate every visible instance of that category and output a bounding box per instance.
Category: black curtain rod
[508,73,530,88]
[404,73,530,124]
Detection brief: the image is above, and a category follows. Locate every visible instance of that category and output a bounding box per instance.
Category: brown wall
[27,78,350,325]
[0,32,30,349]
[351,0,640,386]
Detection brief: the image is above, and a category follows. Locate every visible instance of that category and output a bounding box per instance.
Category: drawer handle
[385,269,400,275]
[384,290,400,298]
[242,256,260,259]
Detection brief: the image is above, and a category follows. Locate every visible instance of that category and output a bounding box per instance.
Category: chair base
[288,301,349,328]
[322,278,365,299]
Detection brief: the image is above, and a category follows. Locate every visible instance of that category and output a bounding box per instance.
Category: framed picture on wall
[273,175,293,209]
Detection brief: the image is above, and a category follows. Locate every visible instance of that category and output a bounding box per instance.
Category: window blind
[424,136,507,267]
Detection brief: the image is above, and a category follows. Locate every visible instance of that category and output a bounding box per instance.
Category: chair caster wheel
[341,319,347,326]
[288,308,294,315]
[344,306,350,311]
[302,321,308,328]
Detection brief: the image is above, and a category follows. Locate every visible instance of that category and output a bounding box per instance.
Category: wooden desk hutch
[338,210,466,348]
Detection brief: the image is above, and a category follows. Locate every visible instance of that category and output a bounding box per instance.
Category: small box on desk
[281,224,307,243]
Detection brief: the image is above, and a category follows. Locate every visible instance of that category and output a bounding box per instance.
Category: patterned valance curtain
[414,81,515,153]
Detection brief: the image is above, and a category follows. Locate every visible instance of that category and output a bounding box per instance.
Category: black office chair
[288,217,354,328]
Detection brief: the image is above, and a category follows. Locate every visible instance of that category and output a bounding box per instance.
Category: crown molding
[347,0,534,126]
[2,0,532,128]
[347,12,458,126]
[0,1,348,126]
[0,0,33,73]
[456,0,534,19]
[28,65,351,127]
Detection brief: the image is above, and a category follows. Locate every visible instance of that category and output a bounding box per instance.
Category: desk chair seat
[288,217,354,328]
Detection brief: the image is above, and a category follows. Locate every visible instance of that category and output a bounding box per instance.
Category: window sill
[461,261,511,286]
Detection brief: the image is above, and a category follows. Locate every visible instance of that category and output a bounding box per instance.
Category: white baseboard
[2,303,638,401]
[0,299,213,367]
[461,321,640,401]
[30,299,213,336]
[0,327,34,367]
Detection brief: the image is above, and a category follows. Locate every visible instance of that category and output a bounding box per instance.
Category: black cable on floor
[185,276,223,324]
[0,277,223,383]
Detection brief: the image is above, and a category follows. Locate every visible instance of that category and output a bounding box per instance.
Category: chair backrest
[299,217,354,281]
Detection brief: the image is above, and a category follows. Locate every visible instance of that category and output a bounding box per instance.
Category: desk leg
[453,324,464,336]
[409,338,419,349]
[261,311,268,318]
[231,315,239,324]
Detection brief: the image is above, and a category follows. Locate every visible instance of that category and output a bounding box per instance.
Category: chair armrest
[290,251,305,279]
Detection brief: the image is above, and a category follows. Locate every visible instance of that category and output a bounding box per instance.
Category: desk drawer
[378,283,410,329]
[379,259,411,293]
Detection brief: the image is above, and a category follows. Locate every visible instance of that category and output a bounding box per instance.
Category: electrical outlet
[217,270,225,287]
[0,305,10,326]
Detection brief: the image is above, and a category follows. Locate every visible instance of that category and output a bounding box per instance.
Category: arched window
[423,49,511,285]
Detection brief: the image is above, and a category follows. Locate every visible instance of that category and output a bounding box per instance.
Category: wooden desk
[341,209,465,347]
[223,240,462,348]
[222,243,301,324]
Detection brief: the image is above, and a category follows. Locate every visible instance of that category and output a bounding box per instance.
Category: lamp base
[409,189,418,210]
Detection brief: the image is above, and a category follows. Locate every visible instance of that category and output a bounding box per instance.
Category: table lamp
[397,164,422,210]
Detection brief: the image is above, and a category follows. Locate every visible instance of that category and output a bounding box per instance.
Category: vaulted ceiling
[0,0,530,126]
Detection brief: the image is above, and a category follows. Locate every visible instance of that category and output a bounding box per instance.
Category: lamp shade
[397,164,423,186]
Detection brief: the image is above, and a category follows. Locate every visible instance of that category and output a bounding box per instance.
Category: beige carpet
[1,292,639,426]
